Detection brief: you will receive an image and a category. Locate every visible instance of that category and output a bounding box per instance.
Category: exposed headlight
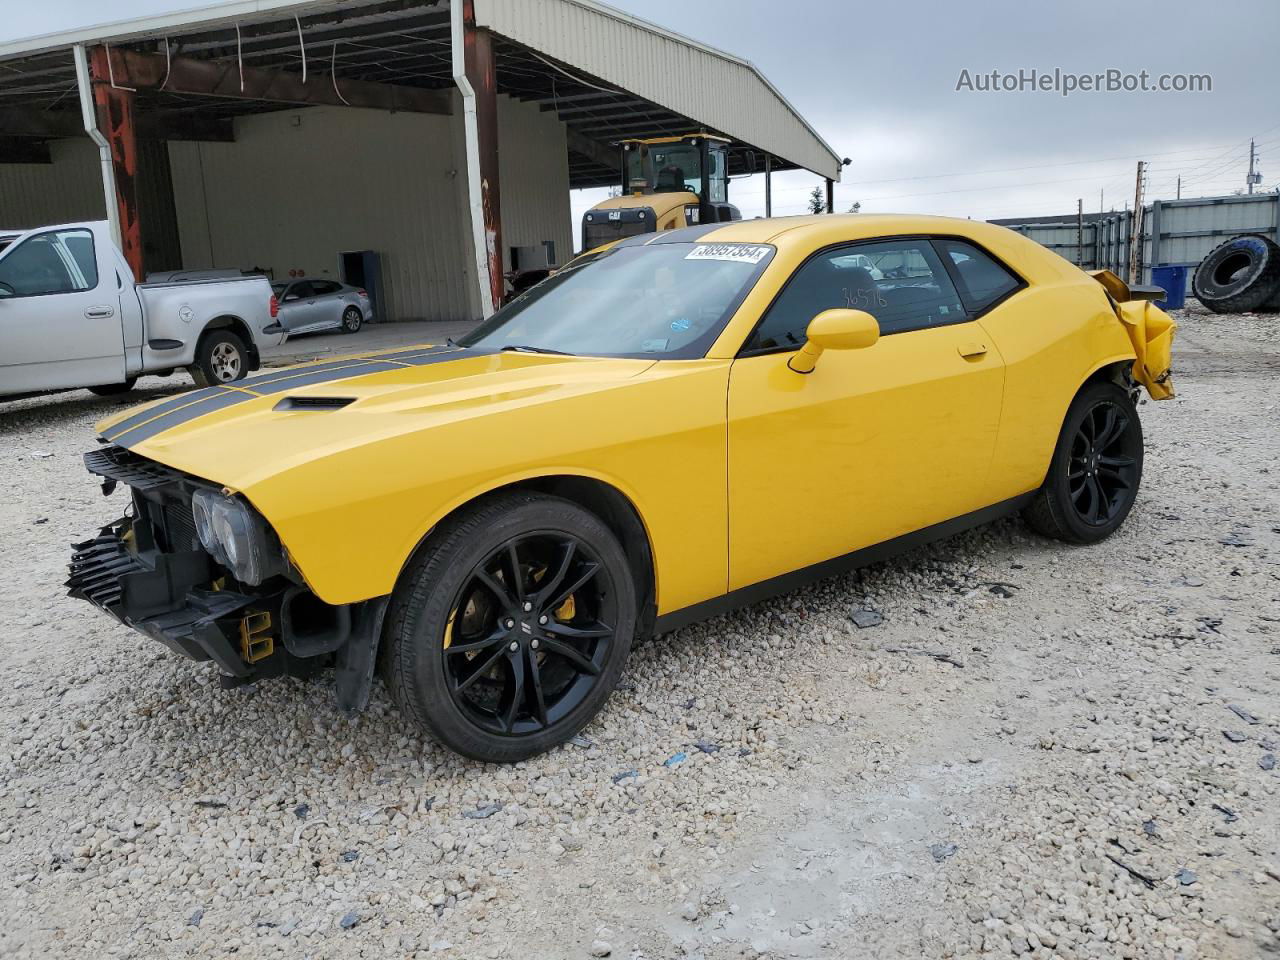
[190,488,282,586]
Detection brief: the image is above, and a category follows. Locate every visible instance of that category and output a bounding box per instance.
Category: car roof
[611,213,1068,281]
[693,213,1017,246]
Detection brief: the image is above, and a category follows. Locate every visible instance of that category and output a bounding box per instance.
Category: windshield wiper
[499,344,574,356]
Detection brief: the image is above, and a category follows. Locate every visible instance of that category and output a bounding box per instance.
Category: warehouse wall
[0,139,105,227]
[497,93,573,273]
[168,94,570,322]
[169,102,474,322]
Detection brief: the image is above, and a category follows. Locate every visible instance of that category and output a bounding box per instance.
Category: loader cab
[581,134,741,253]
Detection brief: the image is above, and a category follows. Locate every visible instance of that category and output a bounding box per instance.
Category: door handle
[84,305,115,319]
[957,341,988,359]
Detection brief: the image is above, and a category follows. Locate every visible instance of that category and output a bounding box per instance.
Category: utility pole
[1099,188,1104,214]
[1176,176,1181,200]
[1128,160,1146,283]
[1076,198,1084,267]
[1247,138,1258,194]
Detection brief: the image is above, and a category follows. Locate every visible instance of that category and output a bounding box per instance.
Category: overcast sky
[6,0,1278,224]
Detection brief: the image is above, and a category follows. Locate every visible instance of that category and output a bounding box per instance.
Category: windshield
[650,143,702,194]
[459,242,775,360]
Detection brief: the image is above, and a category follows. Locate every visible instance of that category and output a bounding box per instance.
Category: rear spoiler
[1087,269,1166,304]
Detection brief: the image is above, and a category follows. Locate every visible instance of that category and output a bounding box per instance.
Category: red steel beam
[90,46,143,282]
[101,46,451,114]
[464,1,504,311]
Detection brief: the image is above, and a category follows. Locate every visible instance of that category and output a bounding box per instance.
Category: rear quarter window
[937,239,1022,313]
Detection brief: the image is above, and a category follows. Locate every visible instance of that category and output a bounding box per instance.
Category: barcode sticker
[685,244,771,264]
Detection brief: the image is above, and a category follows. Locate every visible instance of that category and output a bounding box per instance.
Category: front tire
[189,330,248,386]
[1023,380,1143,544]
[384,493,637,763]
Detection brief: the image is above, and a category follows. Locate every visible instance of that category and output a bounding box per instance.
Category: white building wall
[168,102,476,323]
[167,93,570,321]
[497,93,573,272]
[0,138,105,228]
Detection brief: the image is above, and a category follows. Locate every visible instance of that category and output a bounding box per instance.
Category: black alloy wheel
[1066,401,1139,527]
[384,493,636,762]
[1023,380,1144,544]
[444,532,616,736]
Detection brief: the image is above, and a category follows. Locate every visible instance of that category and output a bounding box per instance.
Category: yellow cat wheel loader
[581,133,742,252]
[503,134,742,302]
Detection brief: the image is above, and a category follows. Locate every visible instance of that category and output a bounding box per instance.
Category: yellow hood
[98,345,656,491]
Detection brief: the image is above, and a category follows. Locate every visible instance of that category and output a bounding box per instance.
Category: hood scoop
[273,396,356,412]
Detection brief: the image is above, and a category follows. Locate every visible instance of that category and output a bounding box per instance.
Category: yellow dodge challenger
[68,215,1175,762]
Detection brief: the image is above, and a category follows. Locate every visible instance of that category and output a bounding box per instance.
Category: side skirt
[652,493,1034,636]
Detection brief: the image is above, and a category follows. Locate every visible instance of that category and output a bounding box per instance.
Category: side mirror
[788,309,879,374]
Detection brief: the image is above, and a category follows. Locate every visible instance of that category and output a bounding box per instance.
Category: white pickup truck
[0,221,286,399]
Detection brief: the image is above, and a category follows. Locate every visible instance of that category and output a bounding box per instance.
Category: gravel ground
[1,303,1277,959]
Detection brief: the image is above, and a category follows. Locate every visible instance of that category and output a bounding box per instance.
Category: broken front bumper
[67,518,265,678]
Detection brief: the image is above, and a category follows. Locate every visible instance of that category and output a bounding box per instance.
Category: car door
[277,280,319,333]
[937,238,1108,503]
[0,225,125,394]
[726,237,1006,591]
[308,280,346,329]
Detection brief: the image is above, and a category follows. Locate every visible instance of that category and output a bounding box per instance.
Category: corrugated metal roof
[0,0,841,184]
[475,0,842,181]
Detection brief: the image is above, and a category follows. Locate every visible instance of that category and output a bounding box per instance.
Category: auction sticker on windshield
[685,243,772,264]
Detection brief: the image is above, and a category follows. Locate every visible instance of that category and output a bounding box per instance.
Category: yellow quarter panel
[978,281,1136,501]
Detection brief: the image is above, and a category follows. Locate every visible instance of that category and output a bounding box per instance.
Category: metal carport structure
[0,0,842,318]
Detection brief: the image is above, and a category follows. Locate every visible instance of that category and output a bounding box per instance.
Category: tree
[807,186,826,215]
[848,201,862,213]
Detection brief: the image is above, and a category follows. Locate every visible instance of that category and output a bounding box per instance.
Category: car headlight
[190,488,282,586]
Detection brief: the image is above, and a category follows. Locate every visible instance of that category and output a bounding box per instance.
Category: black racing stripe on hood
[368,346,453,361]
[242,360,403,395]
[102,348,473,448]
[397,348,473,366]
[102,385,232,438]
[234,358,393,390]
[107,389,252,447]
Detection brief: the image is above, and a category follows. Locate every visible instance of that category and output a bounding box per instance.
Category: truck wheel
[1192,234,1280,314]
[384,492,637,763]
[88,377,137,397]
[189,330,248,386]
[1023,381,1143,545]
[341,306,363,334]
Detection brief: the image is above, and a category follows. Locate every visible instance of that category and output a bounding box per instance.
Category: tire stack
[1192,233,1280,313]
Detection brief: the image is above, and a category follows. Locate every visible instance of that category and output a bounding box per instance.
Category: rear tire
[189,330,248,386]
[1023,380,1143,544]
[384,492,636,763]
[88,377,137,397]
[341,306,363,334]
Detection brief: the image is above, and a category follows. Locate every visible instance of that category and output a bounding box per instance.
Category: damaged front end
[66,444,386,712]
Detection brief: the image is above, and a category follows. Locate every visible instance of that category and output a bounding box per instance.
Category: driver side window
[743,239,966,353]
[0,229,98,298]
